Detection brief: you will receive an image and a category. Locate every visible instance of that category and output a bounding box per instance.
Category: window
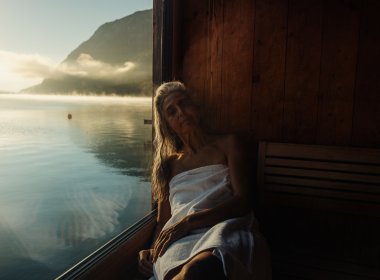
[0,1,153,279]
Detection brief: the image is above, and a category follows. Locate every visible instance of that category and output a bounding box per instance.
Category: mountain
[23,9,152,96]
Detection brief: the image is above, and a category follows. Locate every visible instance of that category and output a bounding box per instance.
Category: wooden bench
[256,142,380,279]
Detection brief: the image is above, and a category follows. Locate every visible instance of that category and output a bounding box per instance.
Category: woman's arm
[138,197,171,274]
[153,134,252,261]
[153,197,172,242]
[186,134,252,227]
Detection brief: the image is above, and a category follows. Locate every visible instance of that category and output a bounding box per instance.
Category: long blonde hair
[152,81,188,201]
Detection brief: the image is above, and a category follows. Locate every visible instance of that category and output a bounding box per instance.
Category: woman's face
[162,91,200,136]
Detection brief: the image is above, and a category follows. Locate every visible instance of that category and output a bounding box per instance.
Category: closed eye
[166,107,176,116]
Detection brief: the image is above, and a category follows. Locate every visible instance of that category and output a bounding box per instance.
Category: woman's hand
[152,217,191,262]
[138,249,154,277]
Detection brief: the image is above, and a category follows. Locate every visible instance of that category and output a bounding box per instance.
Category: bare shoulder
[166,153,179,165]
[165,153,183,179]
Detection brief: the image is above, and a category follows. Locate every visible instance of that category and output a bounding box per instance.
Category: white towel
[151,164,254,280]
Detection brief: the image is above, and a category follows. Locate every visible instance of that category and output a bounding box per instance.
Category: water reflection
[0,94,152,279]
[67,103,152,178]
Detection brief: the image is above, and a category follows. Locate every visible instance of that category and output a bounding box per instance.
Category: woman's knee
[177,254,226,280]
[180,262,200,279]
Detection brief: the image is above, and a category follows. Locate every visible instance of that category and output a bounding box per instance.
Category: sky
[0,0,152,92]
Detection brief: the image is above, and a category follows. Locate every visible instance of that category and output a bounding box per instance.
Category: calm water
[0,94,152,279]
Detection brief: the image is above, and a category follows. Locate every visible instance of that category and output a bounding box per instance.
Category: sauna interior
[58,0,380,279]
[160,0,380,279]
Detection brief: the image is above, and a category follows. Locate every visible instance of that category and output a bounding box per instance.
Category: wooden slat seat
[258,142,380,217]
[256,141,380,279]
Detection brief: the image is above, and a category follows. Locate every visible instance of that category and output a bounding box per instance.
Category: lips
[180,118,191,125]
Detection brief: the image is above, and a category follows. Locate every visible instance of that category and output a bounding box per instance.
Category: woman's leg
[171,250,227,280]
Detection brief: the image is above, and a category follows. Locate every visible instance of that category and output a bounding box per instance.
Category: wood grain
[204,0,224,131]
[251,0,288,141]
[219,0,254,132]
[283,0,323,143]
[180,1,210,107]
[317,0,360,145]
[352,0,380,147]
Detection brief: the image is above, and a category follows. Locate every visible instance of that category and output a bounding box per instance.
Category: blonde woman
[138,81,254,280]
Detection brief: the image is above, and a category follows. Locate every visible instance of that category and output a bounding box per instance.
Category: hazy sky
[0,0,152,92]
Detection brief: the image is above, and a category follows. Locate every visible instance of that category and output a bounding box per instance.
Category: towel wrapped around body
[151,164,255,280]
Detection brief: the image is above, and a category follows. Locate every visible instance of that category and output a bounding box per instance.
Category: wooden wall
[172,0,380,149]
[166,2,380,277]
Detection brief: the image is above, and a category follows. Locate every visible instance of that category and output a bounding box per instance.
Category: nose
[176,105,184,118]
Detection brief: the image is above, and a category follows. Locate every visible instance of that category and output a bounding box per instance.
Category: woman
[138,81,254,280]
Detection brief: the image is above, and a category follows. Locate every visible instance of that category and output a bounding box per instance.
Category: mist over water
[0,94,152,279]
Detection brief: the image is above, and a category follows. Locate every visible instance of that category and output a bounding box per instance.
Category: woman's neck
[179,128,208,155]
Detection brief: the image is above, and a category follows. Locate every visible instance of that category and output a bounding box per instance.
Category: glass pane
[0,1,153,279]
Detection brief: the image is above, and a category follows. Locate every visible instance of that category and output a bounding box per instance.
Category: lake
[0,94,152,279]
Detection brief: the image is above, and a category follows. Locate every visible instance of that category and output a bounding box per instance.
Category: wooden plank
[282,0,323,143]
[265,158,380,175]
[180,1,209,106]
[316,0,360,146]
[352,0,380,148]
[251,0,288,140]
[266,175,380,195]
[264,183,380,204]
[262,175,380,195]
[265,142,380,164]
[260,192,380,217]
[265,166,380,185]
[204,0,224,131]
[220,0,254,132]
[258,142,380,278]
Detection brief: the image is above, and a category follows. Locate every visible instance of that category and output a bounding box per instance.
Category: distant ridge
[23,9,152,96]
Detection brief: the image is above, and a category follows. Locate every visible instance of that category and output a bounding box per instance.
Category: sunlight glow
[0,93,152,104]
[0,49,56,92]
[0,49,143,92]
[56,53,137,82]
